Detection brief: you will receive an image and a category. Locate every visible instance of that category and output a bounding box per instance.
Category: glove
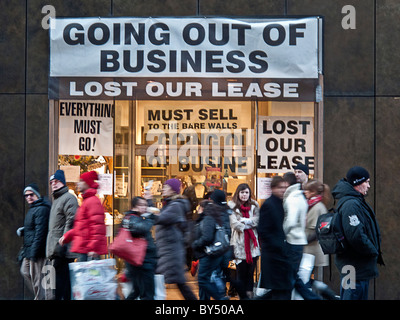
[16,227,24,237]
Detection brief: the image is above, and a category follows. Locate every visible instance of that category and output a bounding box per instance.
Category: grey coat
[46,186,78,259]
[154,195,190,284]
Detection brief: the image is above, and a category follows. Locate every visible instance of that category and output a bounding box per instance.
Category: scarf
[240,204,258,264]
[307,195,323,209]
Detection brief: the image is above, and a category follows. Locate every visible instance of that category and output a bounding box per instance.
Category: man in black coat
[17,183,51,300]
[256,176,292,300]
[332,166,384,300]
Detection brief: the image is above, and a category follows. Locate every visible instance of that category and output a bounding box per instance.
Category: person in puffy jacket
[60,171,107,261]
[18,183,51,300]
[332,166,384,300]
[124,196,158,300]
[154,178,197,300]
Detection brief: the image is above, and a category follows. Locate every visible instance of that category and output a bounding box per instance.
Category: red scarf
[240,204,258,264]
[307,195,323,209]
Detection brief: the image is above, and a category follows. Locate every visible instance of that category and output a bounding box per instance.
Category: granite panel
[113,0,197,16]
[375,97,400,299]
[0,95,26,299]
[322,96,375,297]
[26,0,112,94]
[376,0,400,96]
[200,0,284,15]
[25,95,49,194]
[288,0,375,96]
[0,0,26,93]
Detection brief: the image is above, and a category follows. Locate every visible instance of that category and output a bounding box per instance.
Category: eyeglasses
[24,193,35,198]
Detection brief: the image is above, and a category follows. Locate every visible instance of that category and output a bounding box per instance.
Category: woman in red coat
[60,171,107,261]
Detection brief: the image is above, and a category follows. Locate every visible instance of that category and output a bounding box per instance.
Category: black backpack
[315,200,349,255]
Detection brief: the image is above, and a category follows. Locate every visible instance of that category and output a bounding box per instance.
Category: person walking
[46,169,78,300]
[154,178,197,300]
[257,176,292,300]
[283,172,320,300]
[303,179,338,300]
[124,196,158,300]
[17,183,51,300]
[192,196,228,300]
[228,183,260,299]
[332,166,384,300]
[59,171,108,261]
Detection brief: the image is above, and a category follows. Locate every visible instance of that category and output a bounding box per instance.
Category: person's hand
[88,252,98,258]
[59,236,64,246]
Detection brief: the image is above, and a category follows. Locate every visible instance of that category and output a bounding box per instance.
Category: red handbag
[109,228,147,266]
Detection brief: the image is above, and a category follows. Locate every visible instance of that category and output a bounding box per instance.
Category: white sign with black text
[257,116,314,173]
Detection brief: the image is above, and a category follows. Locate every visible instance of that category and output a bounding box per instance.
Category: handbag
[204,224,230,257]
[109,228,147,266]
[69,258,117,300]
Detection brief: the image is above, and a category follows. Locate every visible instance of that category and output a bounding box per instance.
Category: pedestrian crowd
[17,163,383,300]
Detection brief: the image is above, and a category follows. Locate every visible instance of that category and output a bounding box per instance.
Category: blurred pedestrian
[59,171,107,261]
[192,196,228,300]
[17,183,51,300]
[257,176,292,300]
[332,166,384,300]
[124,196,158,300]
[283,172,321,300]
[228,183,260,299]
[302,179,338,299]
[46,169,78,300]
[154,178,197,300]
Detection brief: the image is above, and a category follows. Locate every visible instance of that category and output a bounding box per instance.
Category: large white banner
[58,100,114,156]
[257,116,314,173]
[49,17,321,100]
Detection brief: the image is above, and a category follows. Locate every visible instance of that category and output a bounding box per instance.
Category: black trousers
[53,257,74,300]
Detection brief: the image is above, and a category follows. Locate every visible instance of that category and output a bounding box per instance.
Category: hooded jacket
[22,197,51,260]
[332,179,383,281]
[283,183,308,245]
[63,188,108,255]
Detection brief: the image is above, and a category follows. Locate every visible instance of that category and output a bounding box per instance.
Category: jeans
[340,279,369,300]
[198,255,225,300]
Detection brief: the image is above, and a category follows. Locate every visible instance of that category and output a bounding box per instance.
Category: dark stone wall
[0,0,398,299]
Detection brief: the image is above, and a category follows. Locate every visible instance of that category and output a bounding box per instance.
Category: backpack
[315,200,349,255]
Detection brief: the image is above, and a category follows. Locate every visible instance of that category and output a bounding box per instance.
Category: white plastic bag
[69,258,117,300]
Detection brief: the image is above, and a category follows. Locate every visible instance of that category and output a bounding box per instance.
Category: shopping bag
[109,228,148,266]
[154,274,166,300]
[69,258,117,300]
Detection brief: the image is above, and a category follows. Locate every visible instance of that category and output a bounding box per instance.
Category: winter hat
[164,178,181,194]
[23,183,41,198]
[210,189,227,206]
[80,171,99,189]
[294,163,309,176]
[50,169,66,185]
[346,166,370,186]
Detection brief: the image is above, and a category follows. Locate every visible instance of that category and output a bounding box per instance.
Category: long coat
[63,188,108,255]
[258,194,292,290]
[154,195,190,284]
[228,200,260,261]
[46,186,78,259]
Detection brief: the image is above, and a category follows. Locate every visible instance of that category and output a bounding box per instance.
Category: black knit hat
[23,183,41,198]
[294,163,309,176]
[346,166,370,186]
[210,189,226,206]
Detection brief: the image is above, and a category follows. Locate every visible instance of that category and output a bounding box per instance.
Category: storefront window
[134,100,255,203]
